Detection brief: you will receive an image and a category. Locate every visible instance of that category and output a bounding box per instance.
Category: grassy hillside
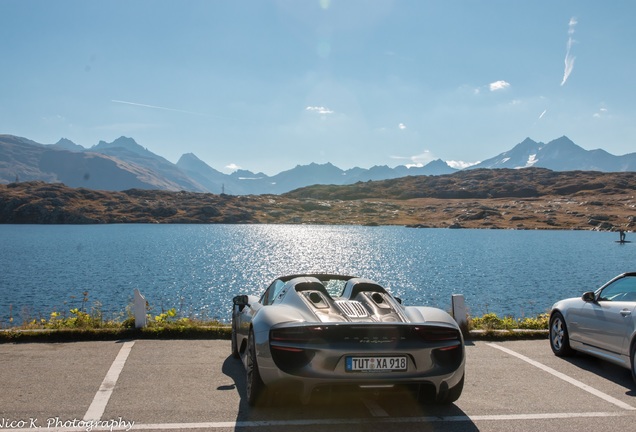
[1,168,635,230]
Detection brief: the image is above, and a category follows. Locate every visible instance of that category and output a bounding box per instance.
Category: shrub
[469,312,548,331]
[469,313,516,330]
[517,313,549,329]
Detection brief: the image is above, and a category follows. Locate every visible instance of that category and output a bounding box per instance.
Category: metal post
[452,294,468,336]
[134,289,147,328]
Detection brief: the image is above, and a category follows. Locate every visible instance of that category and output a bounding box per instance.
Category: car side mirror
[581,291,595,302]
[233,295,249,310]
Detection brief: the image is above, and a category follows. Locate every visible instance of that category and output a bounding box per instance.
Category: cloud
[538,109,547,120]
[398,123,407,130]
[391,150,435,167]
[489,80,510,91]
[561,17,577,86]
[593,107,608,118]
[305,106,334,115]
[568,17,578,34]
[225,163,241,171]
[42,114,66,123]
[111,99,234,121]
[447,160,480,169]
[112,99,208,116]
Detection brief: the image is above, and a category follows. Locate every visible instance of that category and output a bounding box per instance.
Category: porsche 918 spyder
[231,274,465,406]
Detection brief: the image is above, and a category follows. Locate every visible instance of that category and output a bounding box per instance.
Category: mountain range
[1,134,635,194]
[470,137,636,172]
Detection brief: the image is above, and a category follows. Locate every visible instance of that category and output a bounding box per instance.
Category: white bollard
[134,289,147,329]
[451,294,468,335]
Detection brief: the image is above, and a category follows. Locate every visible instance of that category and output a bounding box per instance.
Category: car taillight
[270,346,304,353]
[413,326,460,341]
[270,326,324,343]
[432,344,463,369]
[270,326,321,373]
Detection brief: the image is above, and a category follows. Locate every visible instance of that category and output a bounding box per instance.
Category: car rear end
[261,322,465,403]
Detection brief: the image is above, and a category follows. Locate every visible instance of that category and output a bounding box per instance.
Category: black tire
[231,313,239,359]
[418,374,464,405]
[439,374,464,404]
[630,342,636,385]
[550,311,575,357]
[246,331,267,406]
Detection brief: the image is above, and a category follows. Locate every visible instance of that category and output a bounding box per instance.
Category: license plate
[345,356,407,372]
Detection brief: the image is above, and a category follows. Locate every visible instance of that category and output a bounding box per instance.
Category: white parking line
[83,341,136,421]
[487,343,635,411]
[2,412,632,432]
[133,412,627,429]
[129,412,628,429]
[4,411,625,431]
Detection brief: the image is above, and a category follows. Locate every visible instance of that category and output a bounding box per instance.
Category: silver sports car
[549,272,636,383]
[231,274,465,406]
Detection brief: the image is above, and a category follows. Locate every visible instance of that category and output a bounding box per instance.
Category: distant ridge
[176,153,230,194]
[469,136,636,171]
[3,169,636,231]
[1,134,634,194]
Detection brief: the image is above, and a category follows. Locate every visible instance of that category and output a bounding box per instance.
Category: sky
[2,0,635,175]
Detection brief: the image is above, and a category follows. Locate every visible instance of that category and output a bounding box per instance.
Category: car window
[598,276,636,302]
[323,279,347,297]
[261,279,286,305]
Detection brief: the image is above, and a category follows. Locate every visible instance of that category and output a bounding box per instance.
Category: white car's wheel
[631,342,636,384]
[231,313,239,359]
[417,374,464,405]
[439,374,464,404]
[246,331,267,406]
[550,312,575,357]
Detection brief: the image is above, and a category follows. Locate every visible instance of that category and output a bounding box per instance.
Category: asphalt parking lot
[1,339,634,432]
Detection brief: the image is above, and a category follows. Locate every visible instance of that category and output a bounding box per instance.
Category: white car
[549,272,636,383]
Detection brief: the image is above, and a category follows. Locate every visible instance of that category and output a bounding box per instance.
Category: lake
[0,224,633,325]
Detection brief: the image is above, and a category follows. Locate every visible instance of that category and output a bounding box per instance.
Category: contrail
[561,17,577,86]
[111,99,232,120]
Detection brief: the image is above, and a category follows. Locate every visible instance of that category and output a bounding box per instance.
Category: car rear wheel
[246,331,267,406]
[550,312,575,357]
[439,373,464,404]
[231,314,239,359]
[418,374,464,405]
[631,342,636,384]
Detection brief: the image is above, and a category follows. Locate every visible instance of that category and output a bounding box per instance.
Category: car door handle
[620,309,632,317]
